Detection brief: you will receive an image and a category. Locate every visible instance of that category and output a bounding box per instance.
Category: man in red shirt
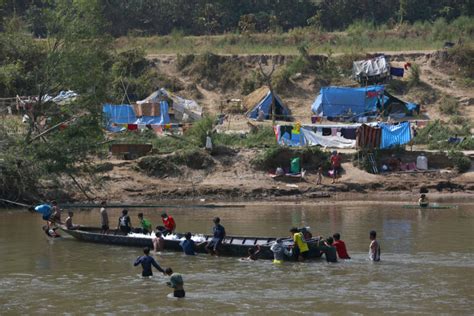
[332,233,351,259]
[160,212,176,236]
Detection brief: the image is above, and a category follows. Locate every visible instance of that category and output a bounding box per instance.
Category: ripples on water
[0,203,473,314]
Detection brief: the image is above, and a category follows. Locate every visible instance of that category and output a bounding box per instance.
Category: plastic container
[416,154,428,170]
[290,157,301,174]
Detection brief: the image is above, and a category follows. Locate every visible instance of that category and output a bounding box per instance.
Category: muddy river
[0,201,473,314]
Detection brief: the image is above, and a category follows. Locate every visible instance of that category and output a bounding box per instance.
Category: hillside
[145,49,473,127]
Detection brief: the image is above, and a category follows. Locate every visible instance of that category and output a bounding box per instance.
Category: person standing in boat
[137,213,152,234]
[206,217,226,256]
[50,201,63,224]
[165,267,185,298]
[99,201,109,234]
[134,247,165,277]
[418,194,429,207]
[290,227,309,261]
[117,209,132,235]
[159,212,176,236]
[369,230,381,262]
[179,232,196,255]
[333,233,351,259]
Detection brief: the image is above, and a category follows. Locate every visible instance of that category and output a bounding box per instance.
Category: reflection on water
[0,202,473,314]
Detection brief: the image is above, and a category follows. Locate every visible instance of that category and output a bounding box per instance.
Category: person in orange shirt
[160,212,176,236]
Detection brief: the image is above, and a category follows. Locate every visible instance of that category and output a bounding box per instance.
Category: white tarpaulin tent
[352,56,390,83]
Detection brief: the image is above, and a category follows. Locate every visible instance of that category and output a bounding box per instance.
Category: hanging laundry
[127,124,138,131]
[404,62,411,70]
[366,91,379,98]
[331,128,338,136]
[380,122,411,149]
[274,125,280,141]
[390,67,404,77]
[146,124,153,130]
[138,124,147,130]
[356,124,381,149]
[164,123,172,130]
[279,125,293,140]
[322,128,332,136]
[341,128,357,140]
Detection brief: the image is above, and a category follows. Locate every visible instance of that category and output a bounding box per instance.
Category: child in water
[418,194,429,207]
[165,267,185,298]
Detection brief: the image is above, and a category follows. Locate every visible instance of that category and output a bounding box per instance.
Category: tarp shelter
[380,122,411,149]
[244,86,291,121]
[311,86,418,120]
[138,88,202,122]
[103,101,170,132]
[353,55,390,84]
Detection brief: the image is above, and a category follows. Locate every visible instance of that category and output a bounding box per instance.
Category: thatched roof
[243,86,270,110]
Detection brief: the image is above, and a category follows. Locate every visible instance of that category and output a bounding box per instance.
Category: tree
[0,0,112,201]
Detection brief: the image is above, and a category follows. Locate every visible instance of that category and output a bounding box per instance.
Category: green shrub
[408,63,421,87]
[137,155,181,177]
[447,44,474,79]
[174,148,214,169]
[439,95,459,115]
[251,146,329,171]
[448,151,471,173]
[176,53,195,71]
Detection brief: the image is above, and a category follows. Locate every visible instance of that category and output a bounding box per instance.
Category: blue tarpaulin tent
[103,101,170,132]
[311,86,384,117]
[246,88,291,121]
[311,86,418,119]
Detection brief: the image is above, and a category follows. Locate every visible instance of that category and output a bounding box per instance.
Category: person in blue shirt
[29,203,53,226]
[133,247,165,277]
[206,217,226,256]
[179,232,196,255]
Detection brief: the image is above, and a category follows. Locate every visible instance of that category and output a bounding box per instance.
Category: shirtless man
[369,230,381,262]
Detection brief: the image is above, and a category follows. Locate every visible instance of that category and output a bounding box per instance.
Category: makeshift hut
[311,86,418,121]
[137,88,202,122]
[102,101,170,132]
[244,86,291,121]
[352,55,390,84]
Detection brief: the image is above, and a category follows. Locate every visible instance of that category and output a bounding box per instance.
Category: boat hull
[60,227,322,260]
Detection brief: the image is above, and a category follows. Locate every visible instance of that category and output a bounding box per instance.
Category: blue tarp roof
[247,91,291,121]
[311,86,384,117]
[103,101,170,132]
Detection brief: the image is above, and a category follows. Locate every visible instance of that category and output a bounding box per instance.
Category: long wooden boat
[60,226,322,261]
[402,204,458,209]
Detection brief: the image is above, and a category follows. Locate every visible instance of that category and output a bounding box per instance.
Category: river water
[0,201,473,314]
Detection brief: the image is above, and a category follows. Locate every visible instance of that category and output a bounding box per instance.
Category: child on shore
[316,167,323,185]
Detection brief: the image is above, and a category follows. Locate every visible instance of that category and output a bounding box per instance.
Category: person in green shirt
[165,267,185,298]
[318,237,338,263]
[137,213,152,235]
